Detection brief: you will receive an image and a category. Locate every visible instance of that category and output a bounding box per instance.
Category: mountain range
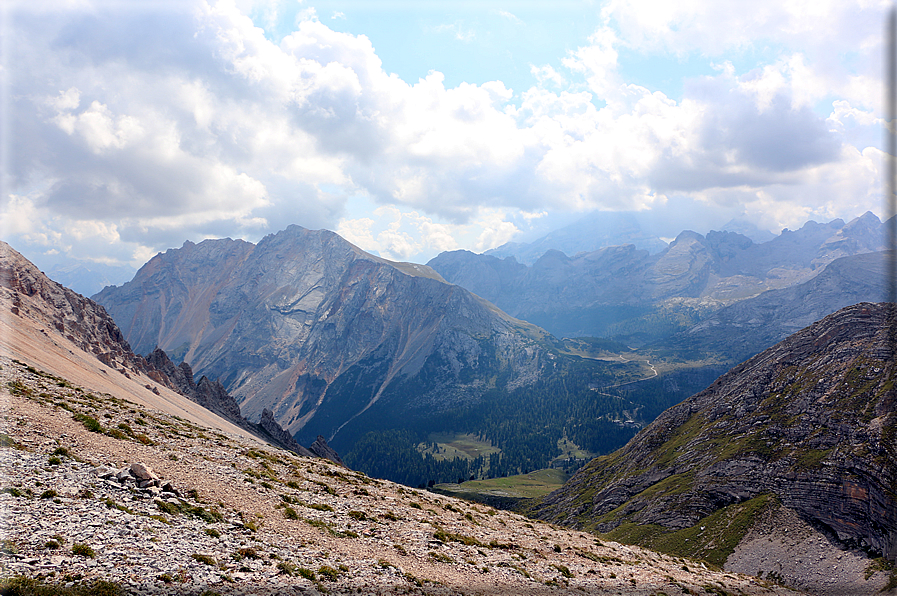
[429,212,887,344]
[90,226,728,485]
[90,214,891,486]
[1,243,806,596]
[92,226,553,445]
[2,221,895,594]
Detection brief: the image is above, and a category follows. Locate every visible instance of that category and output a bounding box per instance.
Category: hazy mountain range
[429,212,887,344]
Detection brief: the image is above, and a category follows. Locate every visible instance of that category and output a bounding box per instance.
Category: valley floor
[0,356,801,596]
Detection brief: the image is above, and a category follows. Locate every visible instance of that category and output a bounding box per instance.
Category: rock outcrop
[146,348,243,425]
[258,408,315,458]
[146,348,329,460]
[531,303,897,563]
[309,435,345,466]
[0,240,149,379]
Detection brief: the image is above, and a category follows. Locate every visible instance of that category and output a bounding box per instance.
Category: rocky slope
[93,225,553,447]
[0,240,334,461]
[530,303,897,592]
[0,356,804,596]
[0,240,150,380]
[429,213,888,341]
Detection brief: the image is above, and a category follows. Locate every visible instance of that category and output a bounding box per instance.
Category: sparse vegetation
[428,551,454,564]
[191,553,216,566]
[71,543,95,558]
[317,565,339,581]
[0,576,122,596]
[552,564,573,578]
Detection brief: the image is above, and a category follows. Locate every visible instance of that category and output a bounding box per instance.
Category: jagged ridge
[428,213,887,341]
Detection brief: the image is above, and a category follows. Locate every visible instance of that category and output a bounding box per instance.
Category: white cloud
[496,10,523,25]
[2,0,886,269]
[474,209,519,252]
[337,206,462,262]
[530,64,566,88]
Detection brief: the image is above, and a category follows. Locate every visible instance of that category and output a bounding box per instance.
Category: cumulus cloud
[337,207,461,261]
[0,0,886,269]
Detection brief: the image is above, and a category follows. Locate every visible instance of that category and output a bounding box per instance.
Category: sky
[0,0,890,274]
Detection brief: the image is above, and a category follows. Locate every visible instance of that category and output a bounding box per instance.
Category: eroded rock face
[532,303,897,561]
[258,408,314,458]
[94,225,550,444]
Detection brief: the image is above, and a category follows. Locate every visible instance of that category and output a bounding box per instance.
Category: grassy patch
[317,565,340,581]
[433,529,484,547]
[71,543,95,558]
[304,518,358,538]
[72,413,103,434]
[436,467,569,500]
[154,499,223,523]
[191,553,216,566]
[417,432,501,463]
[0,576,122,596]
[428,551,454,564]
[602,494,775,567]
[793,448,832,470]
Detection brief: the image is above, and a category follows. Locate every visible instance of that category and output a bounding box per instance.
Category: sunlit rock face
[95,225,551,445]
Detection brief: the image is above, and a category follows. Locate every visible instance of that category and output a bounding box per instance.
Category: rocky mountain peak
[1,240,145,378]
[95,225,549,447]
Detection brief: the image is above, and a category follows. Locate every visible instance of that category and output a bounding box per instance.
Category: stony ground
[726,502,895,595]
[0,356,802,595]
